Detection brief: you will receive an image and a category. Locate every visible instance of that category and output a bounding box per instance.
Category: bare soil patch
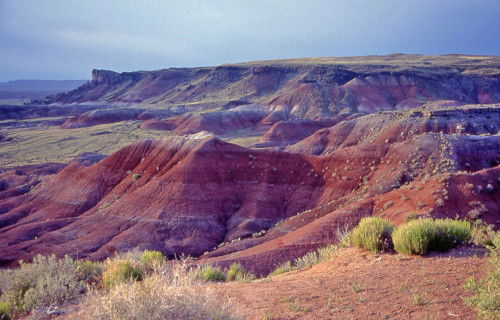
[213,246,487,320]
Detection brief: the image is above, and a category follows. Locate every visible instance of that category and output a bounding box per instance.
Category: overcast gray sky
[1,0,500,81]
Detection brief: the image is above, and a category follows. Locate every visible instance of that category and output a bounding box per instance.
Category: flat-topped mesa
[40,55,500,115]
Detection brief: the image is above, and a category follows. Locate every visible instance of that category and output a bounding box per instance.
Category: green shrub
[464,232,500,319]
[0,254,83,312]
[392,218,437,255]
[226,262,248,282]
[271,261,295,277]
[75,260,102,284]
[196,265,226,282]
[393,218,471,255]
[431,218,470,252]
[0,301,10,320]
[141,250,165,271]
[350,217,395,253]
[102,259,143,289]
[224,263,256,282]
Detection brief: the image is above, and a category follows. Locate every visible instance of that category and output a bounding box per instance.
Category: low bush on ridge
[350,217,395,253]
[392,218,437,255]
[432,218,471,251]
[75,260,102,284]
[392,218,471,255]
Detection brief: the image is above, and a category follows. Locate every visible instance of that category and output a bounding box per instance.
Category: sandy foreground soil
[211,246,488,320]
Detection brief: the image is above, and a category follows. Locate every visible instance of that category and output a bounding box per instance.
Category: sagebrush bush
[102,259,143,289]
[393,218,471,255]
[350,217,395,253]
[464,231,500,319]
[86,269,236,320]
[75,260,102,284]
[141,250,165,272]
[392,219,437,255]
[0,301,10,320]
[271,261,295,277]
[0,254,83,312]
[196,265,226,282]
[431,218,471,252]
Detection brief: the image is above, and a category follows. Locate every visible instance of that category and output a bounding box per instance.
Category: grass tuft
[196,264,226,282]
[271,261,295,277]
[226,262,255,282]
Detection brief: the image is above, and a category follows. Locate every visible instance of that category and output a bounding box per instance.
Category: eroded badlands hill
[1,106,499,275]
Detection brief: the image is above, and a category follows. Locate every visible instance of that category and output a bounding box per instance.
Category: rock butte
[1,54,500,275]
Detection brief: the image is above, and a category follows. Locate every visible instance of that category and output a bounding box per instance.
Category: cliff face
[46,55,500,119]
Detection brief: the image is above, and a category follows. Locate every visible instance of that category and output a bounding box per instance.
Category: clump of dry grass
[85,262,237,320]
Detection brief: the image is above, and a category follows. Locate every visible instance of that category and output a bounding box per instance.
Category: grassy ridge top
[224,53,500,76]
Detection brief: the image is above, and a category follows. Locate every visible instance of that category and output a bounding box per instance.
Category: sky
[1,0,500,81]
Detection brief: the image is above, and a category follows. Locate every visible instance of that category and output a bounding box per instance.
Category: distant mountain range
[0,79,88,99]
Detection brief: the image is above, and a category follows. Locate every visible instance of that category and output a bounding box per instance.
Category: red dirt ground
[212,246,488,320]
